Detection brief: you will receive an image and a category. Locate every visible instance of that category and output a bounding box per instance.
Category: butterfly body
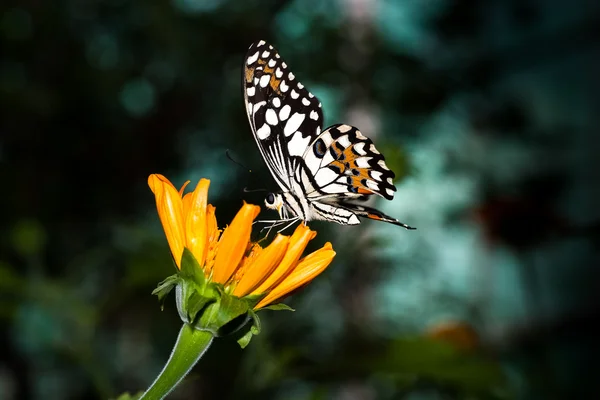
[243,40,415,230]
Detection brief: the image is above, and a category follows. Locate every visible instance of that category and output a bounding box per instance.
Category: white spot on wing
[356,130,367,139]
[377,160,389,170]
[386,188,395,197]
[247,51,259,65]
[308,92,313,98]
[366,180,379,191]
[287,130,310,156]
[259,75,270,87]
[279,104,291,120]
[353,142,367,155]
[246,86,255,97]
[265,108,278,125]
[310,110,319,120]
[314,167,338,186]
[355,157,372,168]
[387,177,394,185]
[288,72,295,80]
[275,67,283,78]
[253,101,266,114]
[337,125,352,133]
[256,123,271,139]
[369,144,379,154]
[302,98,310,106]
[280,80,289,92]
[261,51,270,58]
[291,89,299,99]
[272,97,281,108]
[337,135,351,148]
[321,148,335,166]
[282,62,287,68]
[268,59,276,67]
[297,83,304,89]
[258,40,266,46]
[348,215,360,225]
[284,112,305,136]
[370,170,383,180]
[253,77,259,85]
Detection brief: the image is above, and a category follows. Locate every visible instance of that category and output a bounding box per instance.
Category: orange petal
[252,224,315,295]
[233,234,290,297]
[178,180,191,197]
[255,242,335,309]
[184,179,210,266]
[206,204,218,242]
[212,202,261,284]
[148,174,185,268]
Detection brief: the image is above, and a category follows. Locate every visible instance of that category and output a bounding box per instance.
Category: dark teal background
[1,0,598,399]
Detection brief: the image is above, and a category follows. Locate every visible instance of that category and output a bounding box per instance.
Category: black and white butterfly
[243,40,415,231]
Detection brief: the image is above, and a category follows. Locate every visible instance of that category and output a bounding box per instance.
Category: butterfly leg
[255,218,294,243]
[276,218,301,234]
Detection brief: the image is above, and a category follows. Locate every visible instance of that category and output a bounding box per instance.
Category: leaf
[248,309,261,335]
[152,274,180,301]
[237,330,253,349]
[260,302,295,312]
[179,247,205,286]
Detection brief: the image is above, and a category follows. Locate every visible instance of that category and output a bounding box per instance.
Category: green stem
[140,324,214,400]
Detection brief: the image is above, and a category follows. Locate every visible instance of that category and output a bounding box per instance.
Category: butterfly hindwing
[243,40,324,190]
[300,124,397,200]
[334,202,416,229]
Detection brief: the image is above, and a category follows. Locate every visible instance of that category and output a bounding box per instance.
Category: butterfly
[243,40,415,231]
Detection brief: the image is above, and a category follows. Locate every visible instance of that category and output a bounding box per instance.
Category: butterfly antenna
[225,149,252,173]
[243,187,268,193]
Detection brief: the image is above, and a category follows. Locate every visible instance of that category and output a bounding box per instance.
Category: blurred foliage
[1,0,598,399]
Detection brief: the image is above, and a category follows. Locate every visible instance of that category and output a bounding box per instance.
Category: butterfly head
[265,192,284,216]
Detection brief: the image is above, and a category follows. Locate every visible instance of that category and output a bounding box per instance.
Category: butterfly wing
[298,124,397,201]
[243,40,324,191]
[333,202,416,229]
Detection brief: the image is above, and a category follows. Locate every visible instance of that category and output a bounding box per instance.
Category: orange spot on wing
[367,213,383,220]
[245,67,254,83]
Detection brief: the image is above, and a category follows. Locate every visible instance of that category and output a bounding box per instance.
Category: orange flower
[148,174,335,309]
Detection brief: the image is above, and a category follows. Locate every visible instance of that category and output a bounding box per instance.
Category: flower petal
[212,202,260,284]
[185,179,210,267]
[252,224,315,295]
[148,174,185,268]
[255,242,335,309]
[233,234,290,297]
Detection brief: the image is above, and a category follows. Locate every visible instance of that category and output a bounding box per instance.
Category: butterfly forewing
[243,40,324,190]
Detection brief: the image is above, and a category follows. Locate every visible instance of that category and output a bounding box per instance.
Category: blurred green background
[1,0,598,399]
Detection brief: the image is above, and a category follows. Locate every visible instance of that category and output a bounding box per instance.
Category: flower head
[148,174,335,313]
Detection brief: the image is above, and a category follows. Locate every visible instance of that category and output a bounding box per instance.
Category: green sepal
[176,277,219,324]
[152,274,181,310]
[196,292,250,336]
[242,292,268,309]
[186,291,214,323]
[260,302,295,311]
[236,309,261,349]
[179,247,206,286]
